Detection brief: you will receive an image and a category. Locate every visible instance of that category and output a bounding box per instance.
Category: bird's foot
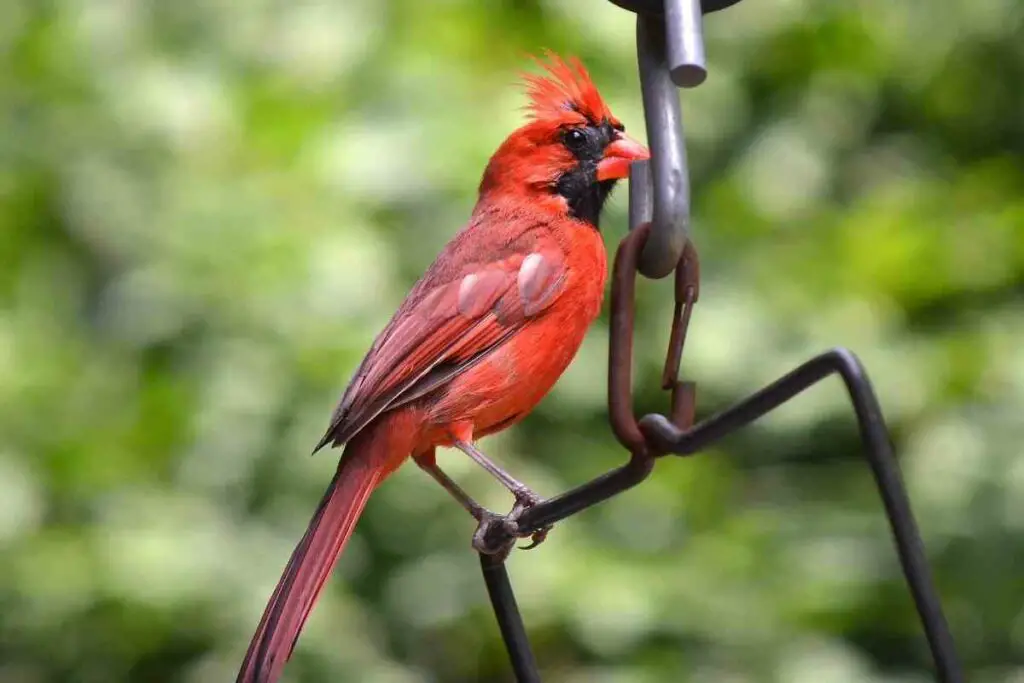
[509,488,553,551]
[471,491,555,557]
[472,509,519,559]
[511,485,543,509]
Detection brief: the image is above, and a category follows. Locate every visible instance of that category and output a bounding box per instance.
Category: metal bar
[628,160,653,231]
[608,226,653,453]
[481,1,960,679]
[639,348,964,683]
[514,451,655,532]
[486,223,962,682]
[479,554,541,683]
[497,347,962,681]
[665,0,708,87]
[636,13,692,278]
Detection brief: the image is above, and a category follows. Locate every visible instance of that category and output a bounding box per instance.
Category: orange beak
[596,132,650,182]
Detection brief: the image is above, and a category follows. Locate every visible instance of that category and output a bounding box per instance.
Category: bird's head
[478,53,650,228]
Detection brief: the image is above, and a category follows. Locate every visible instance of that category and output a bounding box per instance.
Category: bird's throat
[555,168,617,228]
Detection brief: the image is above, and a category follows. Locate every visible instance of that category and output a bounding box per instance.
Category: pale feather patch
[419,285,450,320]
[456,269,508,318]
[457,273,479,313]
[518,252,565,316]
[518,253,545,298]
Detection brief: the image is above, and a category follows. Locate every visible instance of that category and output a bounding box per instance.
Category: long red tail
[236,443,384,683]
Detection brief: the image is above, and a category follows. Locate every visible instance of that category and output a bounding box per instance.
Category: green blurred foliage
[1,0,1022,681]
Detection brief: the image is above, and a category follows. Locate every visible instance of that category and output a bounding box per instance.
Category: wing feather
[315,216,569,452]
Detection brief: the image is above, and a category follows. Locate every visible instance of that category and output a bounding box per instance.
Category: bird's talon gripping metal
[473,510,519,558]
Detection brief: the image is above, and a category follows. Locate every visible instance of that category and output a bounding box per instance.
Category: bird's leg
[414,454,489,521]
[472,509,520,559]
[452,439,553,550]
[452,439,542,507]
[414,452,524,555]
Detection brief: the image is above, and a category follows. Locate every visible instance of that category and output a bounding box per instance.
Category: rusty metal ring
[609,223,702,454]
[608,224,651,453]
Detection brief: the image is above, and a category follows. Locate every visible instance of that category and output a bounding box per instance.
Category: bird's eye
[564,128,587,150]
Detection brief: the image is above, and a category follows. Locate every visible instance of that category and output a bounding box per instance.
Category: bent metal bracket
[475,1,965,682]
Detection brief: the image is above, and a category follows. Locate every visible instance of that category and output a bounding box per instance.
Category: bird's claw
[512,486,544,510]
[509,491,554,551]
[518,526,551,550]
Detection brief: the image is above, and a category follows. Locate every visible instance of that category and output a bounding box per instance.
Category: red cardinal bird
[237,53,649,682]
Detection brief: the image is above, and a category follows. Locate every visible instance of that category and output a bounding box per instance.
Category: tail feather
[236,454,381,683]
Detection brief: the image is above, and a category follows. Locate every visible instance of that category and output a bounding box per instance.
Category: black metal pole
[480,554,542,683]
[497,347,963,683]
[640,348,964,683]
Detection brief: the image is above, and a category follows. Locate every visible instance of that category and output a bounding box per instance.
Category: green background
[2,0,1022,681]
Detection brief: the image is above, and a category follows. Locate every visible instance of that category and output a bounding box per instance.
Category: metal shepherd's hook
[479,1,964,682]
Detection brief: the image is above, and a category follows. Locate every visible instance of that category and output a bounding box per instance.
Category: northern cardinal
[237,53,649,682]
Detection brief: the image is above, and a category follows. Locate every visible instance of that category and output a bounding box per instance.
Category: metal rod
[479,554,541,683]
[485,222,963,683]
[607,226,653,453]
[628,160,653,231]
[514,451,654,532]
[492,348,962,682]
[636,13,692,278]
[479,1,961,679]
[639,348,964,683]
[665,0,708,87]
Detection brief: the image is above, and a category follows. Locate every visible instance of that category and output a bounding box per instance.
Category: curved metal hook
[621,0,742,278]
[632,14,692,278]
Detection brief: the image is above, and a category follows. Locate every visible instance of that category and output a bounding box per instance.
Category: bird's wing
[315,217,568,451]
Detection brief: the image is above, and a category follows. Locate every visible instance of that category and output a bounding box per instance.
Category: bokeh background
[2,0,1022,681]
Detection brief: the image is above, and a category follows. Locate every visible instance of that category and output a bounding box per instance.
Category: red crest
[521,51,616,127]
